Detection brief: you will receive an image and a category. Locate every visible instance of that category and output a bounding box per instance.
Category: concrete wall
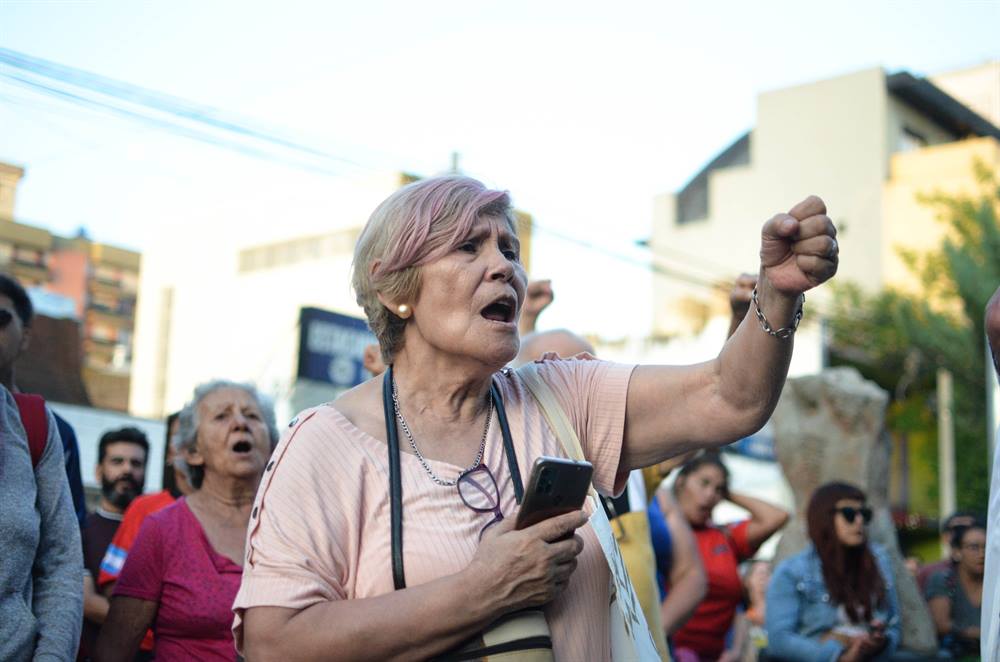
[51,401,167,493]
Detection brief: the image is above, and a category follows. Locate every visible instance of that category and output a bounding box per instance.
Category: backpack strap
[13,392,48,469]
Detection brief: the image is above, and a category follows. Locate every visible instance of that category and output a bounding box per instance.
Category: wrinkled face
[404,215,527,369]
[833,498,868,547]
[97,441,147,510]
[676,464,727,527]
[0,293,29,375]
[187,388,271,484]
[955,528,986,576]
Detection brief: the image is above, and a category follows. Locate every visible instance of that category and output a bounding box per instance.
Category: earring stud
[397,304,410,319]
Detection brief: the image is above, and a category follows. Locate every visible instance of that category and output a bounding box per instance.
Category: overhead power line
[0,47,369,173]
[0,47,864,326]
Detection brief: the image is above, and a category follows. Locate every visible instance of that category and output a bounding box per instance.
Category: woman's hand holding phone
[515,457,593,531]
[467,510,588,613]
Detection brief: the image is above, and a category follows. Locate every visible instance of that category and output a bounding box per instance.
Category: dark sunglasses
[0,309,13,329]
[834,506,873,524]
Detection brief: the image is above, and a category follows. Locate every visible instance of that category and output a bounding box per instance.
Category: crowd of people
[0,174,994,661]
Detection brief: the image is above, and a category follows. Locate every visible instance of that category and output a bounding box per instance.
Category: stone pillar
[770,367,937,654]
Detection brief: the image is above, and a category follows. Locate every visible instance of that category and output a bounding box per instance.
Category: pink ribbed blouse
[233,359,635,661]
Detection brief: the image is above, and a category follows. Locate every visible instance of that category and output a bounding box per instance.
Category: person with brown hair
[669,452,788,661]
[925,518,985,660]
[765,482,900,661]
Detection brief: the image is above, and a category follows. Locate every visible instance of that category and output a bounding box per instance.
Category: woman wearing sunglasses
[233,176,839,661]
[766,482,900,662]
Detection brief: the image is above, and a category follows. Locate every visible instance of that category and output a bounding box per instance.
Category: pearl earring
[397,304,411,319]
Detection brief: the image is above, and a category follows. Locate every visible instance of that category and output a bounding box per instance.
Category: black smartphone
[515,456,593,530]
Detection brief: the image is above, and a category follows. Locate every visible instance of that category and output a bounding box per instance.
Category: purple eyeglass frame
[457,463,504,540]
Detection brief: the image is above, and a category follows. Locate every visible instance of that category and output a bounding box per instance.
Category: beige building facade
[651,67,1000,337]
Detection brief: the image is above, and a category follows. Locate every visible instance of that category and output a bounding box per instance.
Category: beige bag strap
[518,363,597,498]
[518,363,664,661]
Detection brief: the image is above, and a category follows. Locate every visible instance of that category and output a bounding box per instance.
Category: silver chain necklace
[391,376,492,487]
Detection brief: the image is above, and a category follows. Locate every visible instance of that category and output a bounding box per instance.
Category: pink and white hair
[352,175,516,362]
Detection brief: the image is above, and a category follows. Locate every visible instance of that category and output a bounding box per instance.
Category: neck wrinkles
[390,350,495,424]
[197,470,259,510]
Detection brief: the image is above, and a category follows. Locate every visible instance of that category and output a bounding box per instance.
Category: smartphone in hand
[515,456,593,530]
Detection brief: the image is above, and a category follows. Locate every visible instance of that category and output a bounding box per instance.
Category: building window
[94,264,123,285]
[13,246,45,266]
[89,322,116,342]
[237,228,361,273]
[898,127,927,153]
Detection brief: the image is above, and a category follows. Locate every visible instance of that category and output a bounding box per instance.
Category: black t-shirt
[80,510,122,657]
[81,510,121,580]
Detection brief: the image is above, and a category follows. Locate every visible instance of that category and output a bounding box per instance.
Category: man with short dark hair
[79,426,149,658]
[917,510,978,592]
[0,272,88,525]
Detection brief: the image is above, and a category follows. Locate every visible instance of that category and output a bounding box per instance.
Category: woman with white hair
[236,175,839,661]
[95,380,278,662]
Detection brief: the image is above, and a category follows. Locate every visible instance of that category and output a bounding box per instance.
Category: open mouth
[232,440,253,454]
[480,295,516,324]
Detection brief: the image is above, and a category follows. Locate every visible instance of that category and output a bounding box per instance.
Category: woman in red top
[670,453,789,661]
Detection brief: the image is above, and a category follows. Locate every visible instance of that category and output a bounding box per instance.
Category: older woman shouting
[236,176,839,661]
[96,381,278,661]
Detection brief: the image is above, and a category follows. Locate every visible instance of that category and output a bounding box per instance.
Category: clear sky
[1,0,998,337]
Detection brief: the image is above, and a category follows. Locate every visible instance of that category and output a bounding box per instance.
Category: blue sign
[297,307,375,389]
[723,423,777,462]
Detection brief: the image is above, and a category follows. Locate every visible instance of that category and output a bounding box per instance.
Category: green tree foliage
[827,162,1000,514]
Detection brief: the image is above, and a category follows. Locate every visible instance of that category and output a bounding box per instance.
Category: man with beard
[80,426,149,659]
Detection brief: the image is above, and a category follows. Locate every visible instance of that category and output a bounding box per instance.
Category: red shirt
[672,519,756,658]
[115,498,243,661]
[99,490,176,586]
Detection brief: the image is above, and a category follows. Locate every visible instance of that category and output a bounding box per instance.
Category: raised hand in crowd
[727,272,757,339]
[518,279,554,335]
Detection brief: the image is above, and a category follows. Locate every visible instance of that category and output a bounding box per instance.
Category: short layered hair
[352,176,515,363]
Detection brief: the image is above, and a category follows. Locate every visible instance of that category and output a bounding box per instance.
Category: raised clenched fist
[759,196,838,296]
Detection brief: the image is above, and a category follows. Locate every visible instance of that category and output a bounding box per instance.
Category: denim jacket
[765,543,900,662]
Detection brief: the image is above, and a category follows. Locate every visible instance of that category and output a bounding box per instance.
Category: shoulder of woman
[773,547,815,575]
[143,498,187,531]
[258,405,377,494]
[284,404,361,448]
